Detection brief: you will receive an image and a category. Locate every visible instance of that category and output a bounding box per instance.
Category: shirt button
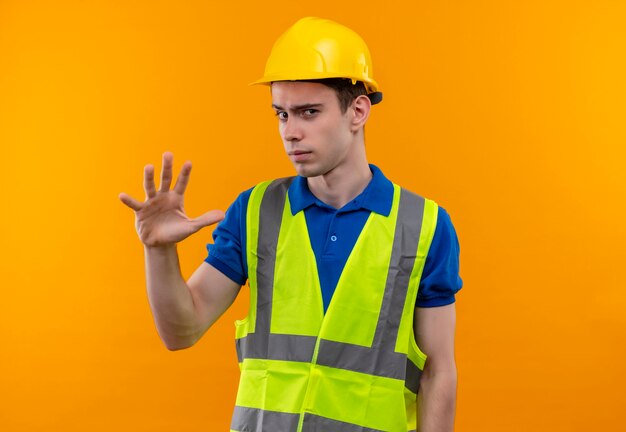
[330,235,338,242]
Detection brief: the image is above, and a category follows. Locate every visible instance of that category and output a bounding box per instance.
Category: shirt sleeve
[416,206,463,308]
[204,187,253,286]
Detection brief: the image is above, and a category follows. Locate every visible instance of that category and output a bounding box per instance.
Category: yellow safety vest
[231,177,438,432]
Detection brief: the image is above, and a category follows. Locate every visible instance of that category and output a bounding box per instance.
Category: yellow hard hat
[252,17,383,104]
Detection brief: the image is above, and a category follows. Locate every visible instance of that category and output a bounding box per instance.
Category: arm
[120,152,239,350]
[145,246,240,350]
[414,303,458,432]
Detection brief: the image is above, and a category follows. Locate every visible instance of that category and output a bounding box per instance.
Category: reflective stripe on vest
[232,177,438,432]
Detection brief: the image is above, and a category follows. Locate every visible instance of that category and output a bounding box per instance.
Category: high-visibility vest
[230,177,438,432]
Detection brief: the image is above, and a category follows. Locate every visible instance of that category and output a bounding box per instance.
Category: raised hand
[119,152,224,247]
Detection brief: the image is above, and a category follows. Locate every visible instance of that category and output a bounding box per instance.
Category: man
[120,17,461,432]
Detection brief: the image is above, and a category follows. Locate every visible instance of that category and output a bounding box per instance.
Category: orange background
[1,1,625,431]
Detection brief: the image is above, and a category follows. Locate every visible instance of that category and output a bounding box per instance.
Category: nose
[282,117,303,142]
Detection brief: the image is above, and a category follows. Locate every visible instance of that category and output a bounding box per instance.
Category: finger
[191,210,225,230]
[144,164,157,199]
[159,151,173,192]
[173,161,192,195]
[119,192,144,211]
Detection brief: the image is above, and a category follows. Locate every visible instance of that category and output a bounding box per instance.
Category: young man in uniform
[120,17,461,432]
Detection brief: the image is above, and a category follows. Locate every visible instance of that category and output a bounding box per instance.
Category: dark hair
[303,78,368,113]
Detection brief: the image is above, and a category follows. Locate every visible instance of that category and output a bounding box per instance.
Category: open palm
[119,152,224,247]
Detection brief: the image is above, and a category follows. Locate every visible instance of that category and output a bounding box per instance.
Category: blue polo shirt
[205,165,462,312]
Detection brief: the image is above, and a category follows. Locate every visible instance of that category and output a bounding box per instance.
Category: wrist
[144,242,177,255]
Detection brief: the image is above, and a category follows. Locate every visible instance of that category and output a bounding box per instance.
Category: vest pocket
[304,364,407,431]
[235,317,249,364]
[235,316,249,338]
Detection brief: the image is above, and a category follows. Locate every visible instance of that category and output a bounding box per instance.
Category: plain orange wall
[1,1,625,431]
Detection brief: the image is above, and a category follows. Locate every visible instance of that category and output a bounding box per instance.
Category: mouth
[288,150,312,156]
[288,150,312,162]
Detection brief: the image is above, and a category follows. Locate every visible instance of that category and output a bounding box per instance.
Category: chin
[293,165,319,178]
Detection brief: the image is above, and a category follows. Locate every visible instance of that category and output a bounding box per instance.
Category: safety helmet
[251,17,383,104]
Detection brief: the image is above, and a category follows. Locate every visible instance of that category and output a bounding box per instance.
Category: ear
[350,94,371,132]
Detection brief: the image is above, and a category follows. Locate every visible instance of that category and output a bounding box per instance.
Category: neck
[307,156,372,209]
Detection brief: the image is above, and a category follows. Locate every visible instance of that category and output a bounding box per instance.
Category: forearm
[417,369,457,432]
[144,244,199,350]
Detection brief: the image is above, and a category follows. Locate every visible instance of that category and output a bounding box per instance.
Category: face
[271,81,356,178]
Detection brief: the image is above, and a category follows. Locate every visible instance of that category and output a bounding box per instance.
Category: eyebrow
[271,103,323,111]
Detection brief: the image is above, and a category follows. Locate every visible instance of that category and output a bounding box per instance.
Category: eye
[302,109,318,117]
[274,111,287,121]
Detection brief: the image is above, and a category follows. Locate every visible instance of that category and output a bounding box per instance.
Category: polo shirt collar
[287,164,393,216]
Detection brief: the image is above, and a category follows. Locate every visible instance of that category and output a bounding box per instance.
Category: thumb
[191,209,225,230]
